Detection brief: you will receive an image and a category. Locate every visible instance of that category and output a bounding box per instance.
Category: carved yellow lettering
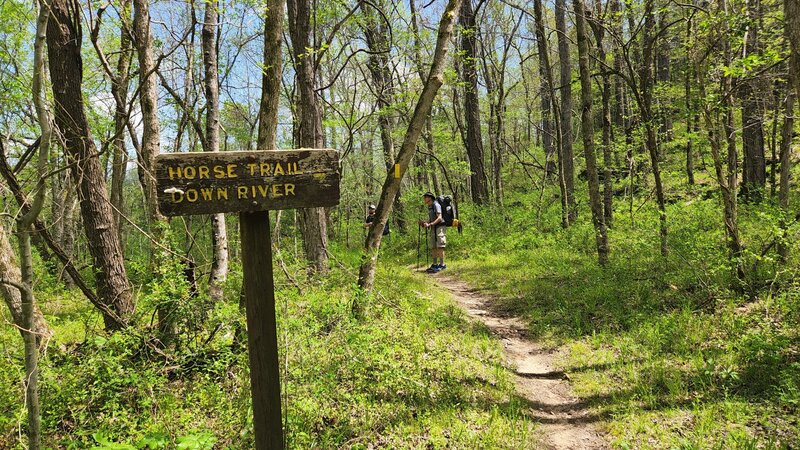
[284,183,296,196]
[198,166,210,179]
[185,189,199,202]
[170,191,184,203]
[271,184,283,197]
[227,164,238,178]
[274,163,284,176]
[213,165,226,178]
[237,186,249,199]
[201,188,213,201]
[260,163,271,176]
[183,166,196,179]
[217,188,228,200]
[248,163,258,176]
[168,166,182,180]
[292,162,299,174]
[257,185,269,197]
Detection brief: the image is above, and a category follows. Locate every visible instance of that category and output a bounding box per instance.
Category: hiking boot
[437,264,446,272]
[425,264,438,273]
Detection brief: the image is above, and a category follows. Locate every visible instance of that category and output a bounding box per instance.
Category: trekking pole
[416,223,421,270]
[425,226,430,267]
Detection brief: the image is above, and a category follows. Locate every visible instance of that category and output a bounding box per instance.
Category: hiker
[364,204,390,236]
[419,192,446,273]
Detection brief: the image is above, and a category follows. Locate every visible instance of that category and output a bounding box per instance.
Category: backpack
[435,195,456,227]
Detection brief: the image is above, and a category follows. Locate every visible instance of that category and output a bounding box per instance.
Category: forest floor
[432,271,608,450]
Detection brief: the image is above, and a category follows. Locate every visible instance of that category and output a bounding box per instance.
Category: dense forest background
[1,0,799,447]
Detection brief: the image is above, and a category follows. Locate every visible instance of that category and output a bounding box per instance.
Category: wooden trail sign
[155,149,340,216]
[156,149,340,450]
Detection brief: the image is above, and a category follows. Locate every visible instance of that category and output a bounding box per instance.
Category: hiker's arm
[427,213,443,227]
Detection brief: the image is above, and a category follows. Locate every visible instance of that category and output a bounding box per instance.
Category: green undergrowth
[441,188,800,449]
[0,243,537,449]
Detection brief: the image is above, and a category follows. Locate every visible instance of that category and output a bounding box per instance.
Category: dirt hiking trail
[434,273,608,450]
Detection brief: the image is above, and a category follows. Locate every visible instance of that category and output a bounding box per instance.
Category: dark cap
[423,192,435,199]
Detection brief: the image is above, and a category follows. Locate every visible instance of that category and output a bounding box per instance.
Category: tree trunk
[257,0,284,151]
[685,14,695,185]
[202,0,230,298]
[533,0,567,228]
[779,0,799,260]
[357,0,463,295]
[641,0,668,257]
[740,0,766,200]
[47,0,134,330]
[459,0,490,204]
[288,0,330,274]
[0,222,51,344]
[111,0,133,238]
[133,0,165,226]
[362,0,406,231]
[574,0,609,265]
[556,0,576,223]
[592,0,614,226]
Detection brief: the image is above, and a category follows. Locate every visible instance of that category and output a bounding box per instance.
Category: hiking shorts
[429,225,446,249]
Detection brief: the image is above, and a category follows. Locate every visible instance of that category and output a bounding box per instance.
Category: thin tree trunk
[556,0,576,223]
[642,0,668,257]
[533,0,567,228]
[592,0,614,226]
[685,14,695,185]
[111,0,133,238]
[202,0,230,298]
[133,0,165,226]
[357,0,463,295]
[47,0,134,330]
[778,0,799,260]
[574,0,609,265]
[288,0,330,274]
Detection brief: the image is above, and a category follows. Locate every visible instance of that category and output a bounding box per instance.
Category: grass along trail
[433,272,608,450]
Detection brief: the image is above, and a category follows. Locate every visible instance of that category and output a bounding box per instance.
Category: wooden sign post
[156,149,340,450]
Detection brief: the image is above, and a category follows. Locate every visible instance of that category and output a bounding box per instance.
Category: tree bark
[257,0,284,151]
[202,0,230,298]
[574,0,609,265]
[591,0,614,226]
[133,0,165,226]
[459,0,490,204]
[685,13,695,185]
[0,222,51,344]
[288,0,330,274]
[533,0,567,228]
[740,0,766,200]
[111,0,133,238]
[47,0,134,330]
[642,0,668,257]
[357,0,463,295]
[779,0,799,260]
[362,0,406,230]
[556,0,576,223]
